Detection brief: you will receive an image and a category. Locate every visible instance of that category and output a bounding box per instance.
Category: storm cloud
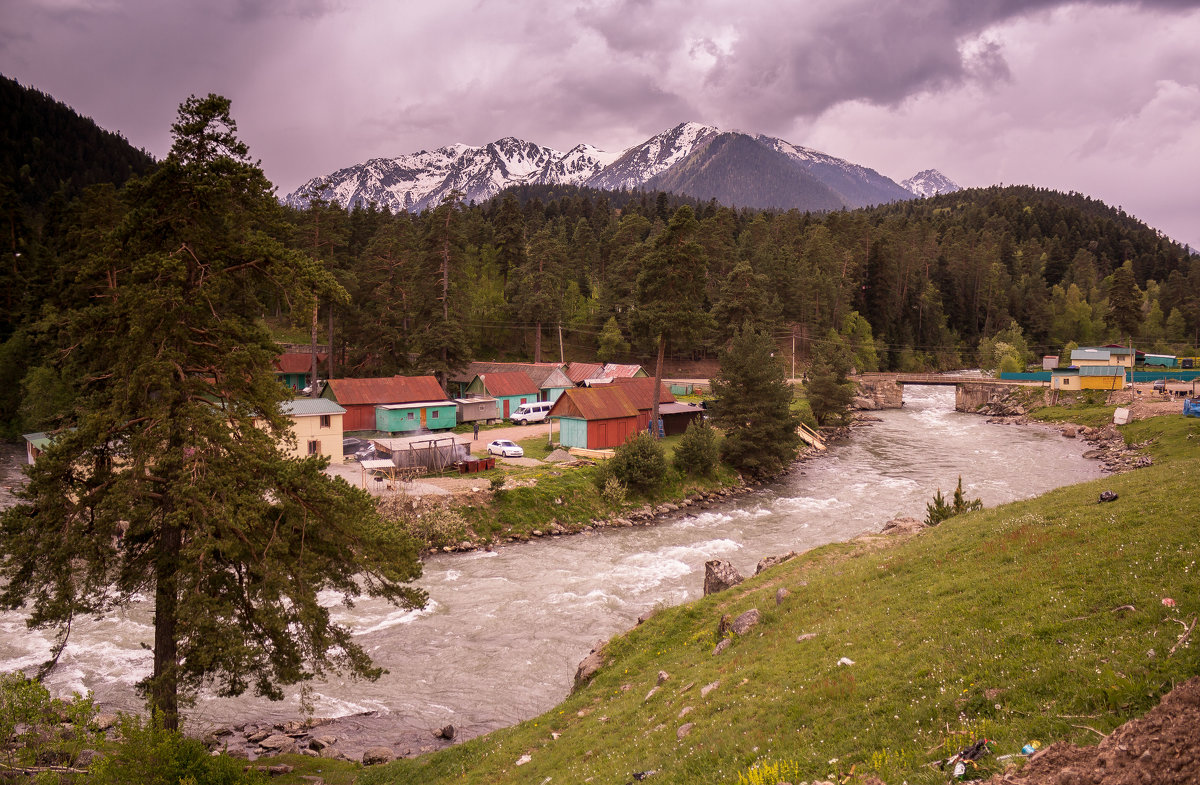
[2,0,1198,246]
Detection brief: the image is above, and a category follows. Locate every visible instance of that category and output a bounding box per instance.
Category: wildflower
[1162,597,1177,607]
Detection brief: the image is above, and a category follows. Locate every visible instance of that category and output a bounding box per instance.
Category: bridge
[854,373,1045,411]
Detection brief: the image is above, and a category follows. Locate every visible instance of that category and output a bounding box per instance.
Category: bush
[90,713,265,785]
[600,474,628,508]
[673,419,719,477]
[608,432,667,493]
[924,477,983,526]
[0,671,99,775]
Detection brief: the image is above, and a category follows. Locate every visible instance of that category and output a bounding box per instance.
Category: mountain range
[283,122,959,214]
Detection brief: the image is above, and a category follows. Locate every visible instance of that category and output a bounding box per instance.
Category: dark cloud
[1,0,1196,245]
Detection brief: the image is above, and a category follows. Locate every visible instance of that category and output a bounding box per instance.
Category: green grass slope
[359,416,1200,785]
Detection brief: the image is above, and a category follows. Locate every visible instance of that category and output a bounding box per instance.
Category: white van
[510,401,552,425]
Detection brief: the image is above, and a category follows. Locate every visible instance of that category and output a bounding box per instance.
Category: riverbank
[343,411,1198,785]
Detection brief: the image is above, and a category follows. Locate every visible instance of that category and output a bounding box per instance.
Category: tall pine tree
[0,95,425,730]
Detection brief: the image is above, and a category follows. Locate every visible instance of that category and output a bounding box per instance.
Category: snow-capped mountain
[901,169,960,198]
[285,122,927,213]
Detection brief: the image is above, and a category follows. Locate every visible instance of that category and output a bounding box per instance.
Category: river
[0,386,1103,751]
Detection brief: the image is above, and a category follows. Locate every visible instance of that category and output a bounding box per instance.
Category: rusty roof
[611,377,675,410]
[275,352,326,374]
[601,363,646,379]
[564,362,604,384]
[479,371,539,397]
[323,375,446,406]
[453,362,572,389]
[549,386,639,421]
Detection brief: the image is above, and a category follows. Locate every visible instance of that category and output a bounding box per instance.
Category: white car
[487,439,524,458]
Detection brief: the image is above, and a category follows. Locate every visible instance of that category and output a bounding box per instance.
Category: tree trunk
[151,522,181,730]
[533,321,542,362]
[310,301,319,397]
[650,336,666,439]
[327,306,335,381]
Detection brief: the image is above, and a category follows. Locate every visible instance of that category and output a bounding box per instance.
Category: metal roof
[1080,365,1124,376]
[281,398,346,417]
[1071,349,1111,361]
[564,362,604,384]
[275,352,325,374]
[549,386,639,421]
[479,371,539,397]
[324,375,447,406]
[657,402,704,415]
[453,362,573,390]
[600,363,646,379]
[610,377,676,410]
[22,432,51,449]
[376,400,458,409]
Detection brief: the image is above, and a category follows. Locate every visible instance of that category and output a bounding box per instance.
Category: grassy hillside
[355,415,1200,785]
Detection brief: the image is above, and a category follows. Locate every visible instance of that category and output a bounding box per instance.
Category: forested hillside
[3,84,1198,439]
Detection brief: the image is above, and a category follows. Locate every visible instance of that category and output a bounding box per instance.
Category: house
[1071,347,1134,369]
[22,432,51,465]
[450,362,575,403]
[548,386,640,450]
[321,375,448,432]
[564,362,649,386]
[280,397,345,461]
[610,377,676,432]
[1042,356,1059,371]
[464,371,540,419]
[275,352,325,391]
[1051,365,1126,391]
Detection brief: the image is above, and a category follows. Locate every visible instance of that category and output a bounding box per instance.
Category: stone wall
[853,377,904,410]
[956,383,1023,413]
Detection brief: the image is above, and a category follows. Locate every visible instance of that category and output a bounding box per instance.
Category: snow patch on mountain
[901,169,960,197]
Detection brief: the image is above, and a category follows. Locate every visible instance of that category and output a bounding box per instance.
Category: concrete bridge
[854,373,1044,412]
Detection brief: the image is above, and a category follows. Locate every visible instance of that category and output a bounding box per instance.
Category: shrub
[608,432,667,493]
[89,713,265,785]
[0,671,100,774]
[600,474,628,508]
[673,419,719,477]
[925,476,983,526]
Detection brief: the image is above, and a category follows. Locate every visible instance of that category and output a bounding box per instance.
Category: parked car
[1153,379,1166,392]
[487,439,524,458]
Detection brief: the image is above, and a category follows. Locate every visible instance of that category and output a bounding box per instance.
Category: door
[503,399,510,418]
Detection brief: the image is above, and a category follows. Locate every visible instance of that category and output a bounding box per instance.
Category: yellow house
[1051,366,1125,391]
[280,397,345,462]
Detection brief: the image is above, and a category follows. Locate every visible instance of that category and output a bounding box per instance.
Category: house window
[319,414,331,428]
[430,409,438,419]
[307,439,320,455]
[407,412,415,420]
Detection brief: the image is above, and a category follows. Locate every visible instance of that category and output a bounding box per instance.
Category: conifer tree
[634,205,710,435]
[0,95,425,731]
[710,324,801,478]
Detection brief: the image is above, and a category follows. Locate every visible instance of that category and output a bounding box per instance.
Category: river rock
[309,735,337,751]
[712,639,731,656]
[703,559,744,595]
[259,734,295,752]
[776,588,790,605]
[362,746,394,765]
[730,608,760,635]
[247,729,272,744]
[1061,426,1077,437]
[677,722,694,739]
[755,551,797,574]
[881,516,927,535]
[436,724,456,740]
[573,641,606,690]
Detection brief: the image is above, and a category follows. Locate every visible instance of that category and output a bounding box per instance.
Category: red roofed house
[548,386,640,450]
[611,377,675,431]
[321,375,447,432]
[275,352,326,391]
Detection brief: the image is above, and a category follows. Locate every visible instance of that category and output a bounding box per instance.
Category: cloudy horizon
[3,0,1198,248]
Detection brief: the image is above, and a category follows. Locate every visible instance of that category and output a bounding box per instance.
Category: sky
[2,0,1199,249]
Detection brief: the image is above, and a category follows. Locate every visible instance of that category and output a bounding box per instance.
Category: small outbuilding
[466,372,540,419]
[548,386,640,450]
[454,396,500,423]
